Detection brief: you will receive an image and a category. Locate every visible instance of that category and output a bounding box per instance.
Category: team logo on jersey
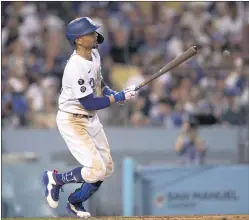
[78,79,84,85]
[80,86,86,93]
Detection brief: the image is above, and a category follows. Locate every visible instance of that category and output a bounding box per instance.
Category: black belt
[59,109,93,119]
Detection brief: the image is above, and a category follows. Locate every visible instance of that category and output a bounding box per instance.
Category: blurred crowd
[1,1,249,128]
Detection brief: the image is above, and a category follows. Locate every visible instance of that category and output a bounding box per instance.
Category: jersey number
[89,78,95,88]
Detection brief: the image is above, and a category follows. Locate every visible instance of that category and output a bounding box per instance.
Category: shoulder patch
[80,86,86,93]
[78,79,84,85]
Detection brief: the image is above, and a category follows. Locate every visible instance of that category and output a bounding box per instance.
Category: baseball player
[43,17,136,217]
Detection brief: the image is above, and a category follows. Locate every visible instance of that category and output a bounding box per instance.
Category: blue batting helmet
[65,17,104,46]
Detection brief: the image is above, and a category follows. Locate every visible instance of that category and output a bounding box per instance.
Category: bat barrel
[192,46,198,52]
[135,46,198,91]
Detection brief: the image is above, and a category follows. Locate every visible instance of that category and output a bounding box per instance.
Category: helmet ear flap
[96,32,104,44]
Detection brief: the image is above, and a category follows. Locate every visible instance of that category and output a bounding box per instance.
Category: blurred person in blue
[175,116,207,165]
[2,82,13,126]
[10,91,29,127]
[150,97,183,128]
[220,87,244,125]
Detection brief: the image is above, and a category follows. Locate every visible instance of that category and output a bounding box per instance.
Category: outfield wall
[2,126,240,161]
[2,126,243,216]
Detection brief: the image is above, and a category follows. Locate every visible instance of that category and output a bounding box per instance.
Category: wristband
[113,91,125,103]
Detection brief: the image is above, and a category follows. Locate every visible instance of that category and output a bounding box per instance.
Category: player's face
[77,32,98,49]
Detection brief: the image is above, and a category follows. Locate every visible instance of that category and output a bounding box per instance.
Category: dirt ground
[4,215,249,220]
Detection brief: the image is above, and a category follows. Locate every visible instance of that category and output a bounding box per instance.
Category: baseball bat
[135,46,198,91]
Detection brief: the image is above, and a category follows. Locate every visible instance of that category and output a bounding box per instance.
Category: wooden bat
[135,46,198,91]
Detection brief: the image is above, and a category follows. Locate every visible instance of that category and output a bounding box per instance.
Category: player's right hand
[123,85,137,100]
[113,89,136,103]
[116,85,137,105]
[124,89,136,100]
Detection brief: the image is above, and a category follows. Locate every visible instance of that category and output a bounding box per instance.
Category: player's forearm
[79,94,111,111]
[78,86,134,111]
[78,93,120,111]
[101,80,116,96]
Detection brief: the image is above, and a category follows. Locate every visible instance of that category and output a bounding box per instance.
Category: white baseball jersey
[56,49,114,183]
[58,49,103,116]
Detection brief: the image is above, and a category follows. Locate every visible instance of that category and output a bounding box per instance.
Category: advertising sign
[137,166,249,215]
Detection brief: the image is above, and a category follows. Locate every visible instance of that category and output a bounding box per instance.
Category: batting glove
[123,85,137,93]
[113,89,136,103]
[118,85,137,105]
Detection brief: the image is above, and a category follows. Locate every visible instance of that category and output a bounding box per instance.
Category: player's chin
[92,42,98,49]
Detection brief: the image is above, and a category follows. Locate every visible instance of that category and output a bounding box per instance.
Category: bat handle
[135,86,140,91]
